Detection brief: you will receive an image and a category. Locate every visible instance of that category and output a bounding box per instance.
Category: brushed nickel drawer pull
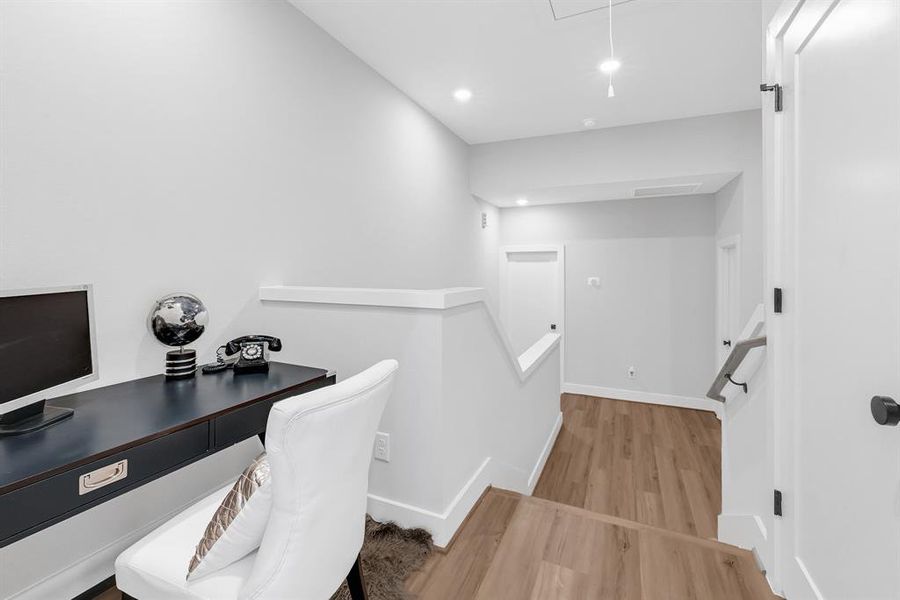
[78,460,128,495]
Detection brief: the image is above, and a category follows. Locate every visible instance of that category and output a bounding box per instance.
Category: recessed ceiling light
[453,88,473,102]
[598,59,621,74]
[516,197,529,206]
[583,118,597,127]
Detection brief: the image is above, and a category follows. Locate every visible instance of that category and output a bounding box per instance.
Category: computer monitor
[0,285,98,435]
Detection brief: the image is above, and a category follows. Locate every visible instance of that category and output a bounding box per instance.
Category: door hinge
[760,83,783,112]
[773,287,783,314]
[774,489,783,517]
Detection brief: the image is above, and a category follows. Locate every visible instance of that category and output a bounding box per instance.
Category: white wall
[441,303,561,495]
[0,1,495,597]
[471,109,764,325]
[252,301,448,512]
[499,195,717,403]
[250,295,561,547]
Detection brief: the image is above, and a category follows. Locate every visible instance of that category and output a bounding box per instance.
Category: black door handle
[871,396,900,426]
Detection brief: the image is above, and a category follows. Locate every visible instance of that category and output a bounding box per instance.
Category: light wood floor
[533,394,722,538]
[407,396,774,599]
[407,489,773,600]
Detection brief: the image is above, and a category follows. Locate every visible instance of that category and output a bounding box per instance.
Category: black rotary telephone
[201,335,282,375]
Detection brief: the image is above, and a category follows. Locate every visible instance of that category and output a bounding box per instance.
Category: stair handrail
[706,335,767,401]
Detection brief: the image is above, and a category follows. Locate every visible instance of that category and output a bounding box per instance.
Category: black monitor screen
[0,290,93,405]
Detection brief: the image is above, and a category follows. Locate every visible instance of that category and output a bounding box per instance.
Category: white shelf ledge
[259,284,560,382]
[259,286,485,310]
[518,332,561,377]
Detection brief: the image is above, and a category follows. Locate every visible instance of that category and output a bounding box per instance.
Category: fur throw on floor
[330,517,433,600]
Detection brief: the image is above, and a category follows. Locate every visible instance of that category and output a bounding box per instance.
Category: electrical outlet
[374,432,390,462]
[627,366,636,379]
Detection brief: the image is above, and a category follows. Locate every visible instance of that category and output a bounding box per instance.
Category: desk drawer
[214,397,277,449]
[0,423,208,544]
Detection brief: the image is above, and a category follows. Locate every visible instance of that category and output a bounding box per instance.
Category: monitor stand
[0,400,74,436]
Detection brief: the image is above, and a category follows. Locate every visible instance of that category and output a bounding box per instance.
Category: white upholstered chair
[115,360,398,600]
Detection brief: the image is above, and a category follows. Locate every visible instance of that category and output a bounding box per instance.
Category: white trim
[367,457,493,548]
[718,513,776,593]
[767,0,803,38]
[258,286,485,310]
[518,333,561,377]
[498,244,562,254]
[481,299,561,382]
[718,512,769,547]
[366,411,563,547]
[794,557,826,600]
[261,285,560,383]
[562,382,723,419]
[767,5,858,597]
[526,411,563,494]
[364,495,446,541]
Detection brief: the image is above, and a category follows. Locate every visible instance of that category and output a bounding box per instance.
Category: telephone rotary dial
[201,335,282,375]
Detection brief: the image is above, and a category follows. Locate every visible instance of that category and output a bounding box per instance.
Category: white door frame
[498,244,566,383]
[765,4,788,594]
[766,1,900,597]
[768,3,809,593]
[716,235,742,368]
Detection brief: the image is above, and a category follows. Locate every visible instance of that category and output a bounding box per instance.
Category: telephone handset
[201,335,282,375]
[224,335,282,356]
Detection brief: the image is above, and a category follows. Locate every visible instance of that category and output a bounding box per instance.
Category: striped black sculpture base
[165,349,196,380]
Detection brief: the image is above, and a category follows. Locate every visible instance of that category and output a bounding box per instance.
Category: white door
[499,245,564,356]
[716,235,741,366]
[769,1,900,598]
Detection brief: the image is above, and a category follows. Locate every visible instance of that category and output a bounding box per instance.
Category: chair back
[239,360,398,599]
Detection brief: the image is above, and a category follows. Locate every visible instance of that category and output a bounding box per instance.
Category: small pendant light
[600,0,620,98]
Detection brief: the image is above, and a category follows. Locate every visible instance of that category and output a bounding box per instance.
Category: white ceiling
[291,0,762,144]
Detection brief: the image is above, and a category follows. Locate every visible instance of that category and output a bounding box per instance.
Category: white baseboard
[794,557,825,600]
[562,383,723,418]
[526,411,563,494]
[365,494,447,544]
[718,513,774,589]
[367,412,563,548]
[718,512,769,552]
[367,457,493,548]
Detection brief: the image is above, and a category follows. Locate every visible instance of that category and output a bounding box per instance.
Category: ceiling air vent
[632,183,702,198]
[549,0,635,21]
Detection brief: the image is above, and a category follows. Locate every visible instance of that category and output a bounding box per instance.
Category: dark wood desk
[0,362,334,548]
